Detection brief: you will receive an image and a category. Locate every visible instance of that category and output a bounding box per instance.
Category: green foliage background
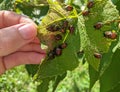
[0,0,120,92]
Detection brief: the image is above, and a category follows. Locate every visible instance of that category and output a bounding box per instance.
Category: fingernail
[18,24,37,40]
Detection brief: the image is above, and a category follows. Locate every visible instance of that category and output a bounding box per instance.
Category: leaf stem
[63,30,70,43]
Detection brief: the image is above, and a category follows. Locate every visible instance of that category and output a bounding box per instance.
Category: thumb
[0,23,37,56]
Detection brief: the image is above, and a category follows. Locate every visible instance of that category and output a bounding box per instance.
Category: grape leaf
[36,0,81,80]
[80,0,119,70]
[89,23,119,90]
[36,26,81,79]
[89,40,119,91]
[79,0,120,90]
[37,0,71,49]
[89,29,119,91]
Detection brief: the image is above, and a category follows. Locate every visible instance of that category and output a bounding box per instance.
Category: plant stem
[63,30,70,43]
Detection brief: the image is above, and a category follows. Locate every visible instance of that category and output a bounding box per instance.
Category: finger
[0,23,37,56]
[31,37,40,44]
[3,52,46,70]
[0,10,36,28]
[0,57,6,74]
[18,43,46,54]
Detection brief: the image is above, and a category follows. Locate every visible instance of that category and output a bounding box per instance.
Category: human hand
[0,11,46,75]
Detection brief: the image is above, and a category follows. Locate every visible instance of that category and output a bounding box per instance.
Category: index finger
[0,10,36,28]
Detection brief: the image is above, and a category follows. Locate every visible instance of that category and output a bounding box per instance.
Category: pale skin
[0,11,46,75]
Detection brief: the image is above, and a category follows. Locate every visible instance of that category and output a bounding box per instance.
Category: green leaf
[52,72,67,92]
[36,0,81,80]
[80,0,119,70]
[89,65,99,90]
[25,65,39,77]
[100,49,120,92]
[88,43,118,90]
[99,21,120,77]
[37,78,52,92]
[82,0,120,90]
[36,26,80,79]
[99,40,119,77]
[37,1,70,48]
[108,83,120,92]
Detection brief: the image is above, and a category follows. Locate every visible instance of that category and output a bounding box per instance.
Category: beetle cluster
[48,43,68,60]
[46,20,75,34]
[46,20,75,60]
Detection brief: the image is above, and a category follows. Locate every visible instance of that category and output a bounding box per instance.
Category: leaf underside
[36,0,80,80]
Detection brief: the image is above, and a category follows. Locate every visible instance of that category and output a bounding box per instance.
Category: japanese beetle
[87,1,94,9]
[82,10,90,16]
[47,25,60,32]
[54,47,62,56]
[60,28,66,33]
[48,50,55,60]
[69,25,75,34]
[65,5,73,11]
[59,43,68,49]
[94,52,102,59]
[104,31,117,39]
[63,20,69,28]
[55,34,62,40]
[94,22,103,29]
